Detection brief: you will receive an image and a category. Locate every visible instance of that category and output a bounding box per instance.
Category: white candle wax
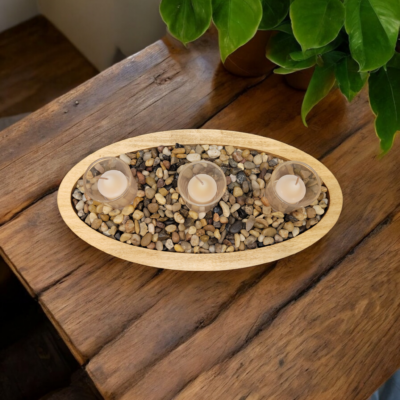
[188,174,217,204]
[276,174,306,204]
[98,170,128,199]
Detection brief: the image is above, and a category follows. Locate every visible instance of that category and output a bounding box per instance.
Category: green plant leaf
[259,0,290,30]
[335,56,368,102]
[274,21,293,34]
[160,0,212,45]
[301,62,336,126]
[369,53,400,153]
[212,0,262,62]
[267,31,316,71]
[290,0,345,50]
[345,0,400,72]
[273,67,302,74]
[289,33,344,61]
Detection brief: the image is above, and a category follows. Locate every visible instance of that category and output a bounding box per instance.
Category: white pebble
[230,174,236,183]
[165,239,174,249]
[163,147,171,156]
[187,153,201,162]
[198,212,206,219]
[119,154,131,165]
[208,149,220,158]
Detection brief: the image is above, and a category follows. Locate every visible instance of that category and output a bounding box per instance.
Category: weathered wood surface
[0,29,263,225]
[0,31,400,400]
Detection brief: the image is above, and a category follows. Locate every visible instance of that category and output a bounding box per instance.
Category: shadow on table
[370,370,400,400]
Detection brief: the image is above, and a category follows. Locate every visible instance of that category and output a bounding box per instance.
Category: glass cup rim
[83,156,134,202]
[270,160,321,206]
[178,160,227,207]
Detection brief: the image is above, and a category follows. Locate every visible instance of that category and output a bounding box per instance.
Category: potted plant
[159,0,400,153]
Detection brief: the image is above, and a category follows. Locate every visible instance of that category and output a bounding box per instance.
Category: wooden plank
[170,208,400,400]
[85,115,400,399]
[0,29,263,225]
[0,16,97,117]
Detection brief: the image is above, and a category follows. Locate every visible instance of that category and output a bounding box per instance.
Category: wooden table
[1,31,400,400]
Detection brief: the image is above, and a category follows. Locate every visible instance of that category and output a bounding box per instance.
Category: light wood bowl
[58,130,342,271]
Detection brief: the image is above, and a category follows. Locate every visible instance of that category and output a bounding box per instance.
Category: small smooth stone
[156,241,163,251]
[113,214,124,224]
[120,233,132,242]
[246,215,255,231]
[174,244,184,252]
[145,188,156,199]
[253,154,262,165]
[230,204,240,214]
[121,205,133,215]
[263,227,277,237]
[244,161,255,169]
[279,229,289,239]
[313,205,325,215]
[230,221,242,234]
[91,219,102,230]
[155,193,166,204]
[146,176,156,187]
[233,187,243,197]
[132,210,144,220]
[208,149,220,158]
[263,237,274,245]
[139,222,148,236]
[75,200,84,211]
[225,145,235,155]
[284,221,294,232]
[244,235,257,246]
[172,232,180,243]
[148,203,159,214]
[189,210,198,220]
[120,154,131,164]
[174,213,185,224]
[125,220,135,233]
[191,235,199,246]
[165,225,177,233]
[292,208,306,221]
[187,153,201,162]
[181,242,191,252]
[274,234,283,243]
[164,239,173,250]
[172,203,181,212]
[234,233,240,248]
[103,205,112,214]
[292,227,300,237]
[188,226,197,234]
[131,234,141,245]
[219,201,230,217]
[242,181,249,193]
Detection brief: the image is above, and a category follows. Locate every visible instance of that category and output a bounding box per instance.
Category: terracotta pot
[223,30,275,77]
[284,67,315,91]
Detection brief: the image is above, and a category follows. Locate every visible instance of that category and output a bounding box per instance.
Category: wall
[37,0,166,71]
[0,0,38,33]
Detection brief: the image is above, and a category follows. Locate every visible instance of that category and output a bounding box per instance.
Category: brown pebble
[147,242,156,250]
[172,232,180,243]
[141,232,153,246]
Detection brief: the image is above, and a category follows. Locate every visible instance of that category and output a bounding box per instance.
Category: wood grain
[0,29,263,225]
[171,208,400,400]
[0,27,399,400]
[58,130,342,271]
[0,16,97,117]
[85,120,400,400]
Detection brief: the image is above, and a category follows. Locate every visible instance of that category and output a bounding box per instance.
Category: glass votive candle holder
[263,160,321,213]
[178,160,227,213]
[83,157,137,209]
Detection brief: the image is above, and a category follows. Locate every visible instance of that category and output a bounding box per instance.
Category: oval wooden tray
[58,130,343,271]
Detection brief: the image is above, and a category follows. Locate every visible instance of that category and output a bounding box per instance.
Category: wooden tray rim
[57,129,343,271]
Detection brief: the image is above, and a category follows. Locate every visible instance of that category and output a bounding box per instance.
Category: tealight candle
[263,161,321,213]
[276,174,306,204]
[98,170,128,199]
[177,160,226,213]
[188,174,217,204]
[84,157,137,209]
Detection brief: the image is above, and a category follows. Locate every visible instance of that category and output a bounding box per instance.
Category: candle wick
[195,175,204,185]
[295,176,300,185]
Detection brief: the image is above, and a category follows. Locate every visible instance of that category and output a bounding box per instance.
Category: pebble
[74,145,328,254]
[187,153,201,162]
[219,201,230,218]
